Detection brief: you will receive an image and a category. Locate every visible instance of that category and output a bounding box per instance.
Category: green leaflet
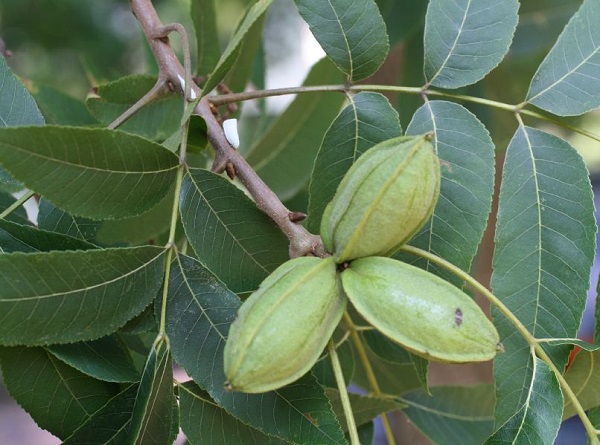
[526,0,600,115]
[180,168,289,294]
[179,382,288,445]
[485,359,562,444]
[86,75,182,141]
[491,126,596,426]
[423,0,518,88]
[63,385,139,445]
[48,335,139,383]
[403,385,495,445]
[0,346,119,439]
[0,246,166,345]
[201,0,273,95]
[129,340,177,445]
[0,219,95,253]
[398,100,495,286]
[0,126,179,220]
[0,55,44,127]
[294,0,389,81]
[192,0,221,76]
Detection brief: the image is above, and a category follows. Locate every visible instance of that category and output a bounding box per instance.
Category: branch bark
[129,0,325,258]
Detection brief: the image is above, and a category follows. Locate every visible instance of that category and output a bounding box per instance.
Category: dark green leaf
[37,198,101,243]
[0,191,29,224]
[121,305,158,335]
[356,422,374,445]
[485,359,562,444]
[0,55,44,127]
[129,340,176,445]
[423,0,519,88]
[326,389,404,431]
[403,385,494,445]
[307,92,401,233]
[245,58,345,200]
[48,335,139,383]
[179,382,288,445]
[95,183,175,245]
[30,83,98,126]
[563,349,600,418]
[166,254,347,444]
[351,343,423,396]
[526,0,600,116]
[0,346,118,439]
[87,75,182,140]
[63,385,138,445]
[294,0,389,81]
[491,127,596,426]
[192,0,221,76]
[180,168,288,293]
[399,100,495,285]
[202,0,274,95]
[0,167,21,192]
[0,246,166,345]
[362,330,428,392]
[0,126,179,220]
[0,219,95,253]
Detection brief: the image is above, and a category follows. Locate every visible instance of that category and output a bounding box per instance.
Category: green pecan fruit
[224,256,344,393]
[341,256,500,363]
[320,135,440,263]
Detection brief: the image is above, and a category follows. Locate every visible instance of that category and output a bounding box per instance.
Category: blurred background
[0,0,598,443]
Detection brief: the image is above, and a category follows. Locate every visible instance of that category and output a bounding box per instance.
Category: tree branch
[129,0,324,258]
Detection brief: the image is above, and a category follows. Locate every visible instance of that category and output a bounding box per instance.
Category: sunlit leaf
[399,100,495,285]
[246,58,345,200]
[294,0,389,81]
[403,385,494,445]
[0,246,166,345]
[129,340,177,445]
[179,382,288,445]
[49,335,139,383]
[526,0,600,115]
[0,346,119,439]
[423,0,518,88]
[491,126,596,426]
[165,254,347,444]
[0,126,179,220]
[485,359,562,444]
[307,92,401,233]
[180,168,288,293]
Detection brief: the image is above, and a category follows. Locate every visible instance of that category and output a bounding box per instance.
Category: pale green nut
[321,135,440,263]
[341,257,500,363]
[224,256,345,393]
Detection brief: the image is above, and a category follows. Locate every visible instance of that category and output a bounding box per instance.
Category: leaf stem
[343,312,397,445]
[328,340,360,445]
[0,190,35,220]
[400,245,600,444]
[210,84,600,143]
